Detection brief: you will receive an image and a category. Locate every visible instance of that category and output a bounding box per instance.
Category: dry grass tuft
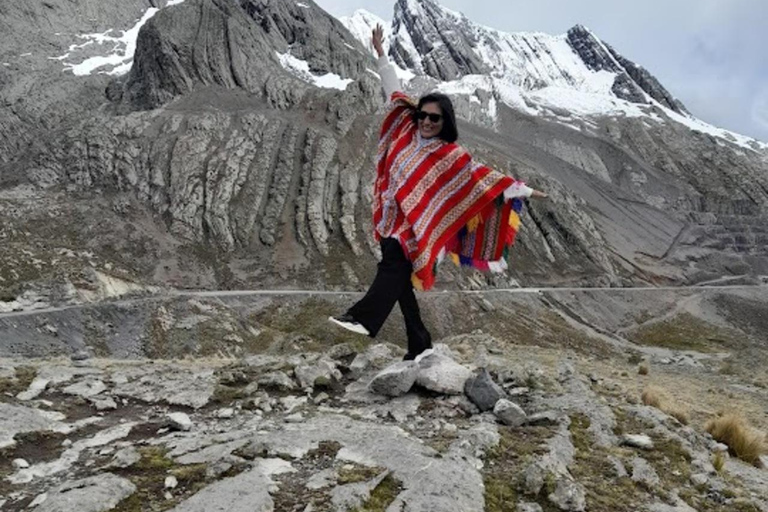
[641,386,664,408]
[712,451,726,473]
[705,413,768,467]
[641,385,690,425]
[638,363,649,376]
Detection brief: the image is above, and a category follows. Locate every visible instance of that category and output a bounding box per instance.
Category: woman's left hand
[531,189,548,199]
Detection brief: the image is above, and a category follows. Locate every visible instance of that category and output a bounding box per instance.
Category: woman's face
[417,102,443,139]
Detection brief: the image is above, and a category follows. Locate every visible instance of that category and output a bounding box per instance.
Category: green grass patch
[355,474,403,512]
[0,366,37,398]
[629,313,740,352]
[483,425,560,512]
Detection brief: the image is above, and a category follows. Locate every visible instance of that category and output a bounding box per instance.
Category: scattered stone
[313,392,330,405]
[349,344,396,378]
[62,380,108,399]
[165,491,174,501]
[621,434,655,450]
[518,503,544,512]
[0,365,15,380]
[71,350,90,361]
[328,343,357,360]
[368,361,418,397]
[306,468,336,490]
[331,469,390,511]
[493,399,527,427]
[166,412,193,432]
[165,476,179,489]
[548,478,587,511]
[89,396,118,411]
[464,368,504,411]
[631,456,660,488]
[257,371,296,391]
[525,411,561,426]
[16,377,50,401]
[415,352,471,395]
[30,494,48,508]
[12,458,29,469]
[280,396,308,413]
[33,473,136,512]
[506,386,530,396]
[295,358,341,390]
[608,455,628,478]
[107,447,141,469]
[690,473,709,486]
[242,382,260,396]
[216,408,235,420]
[711,442,729,453]
[62,439,73,447]
[285,413,304,423]
[447,395,480,416]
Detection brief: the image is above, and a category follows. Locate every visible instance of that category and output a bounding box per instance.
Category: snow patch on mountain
[277,52,354,90]
[339,9,416,83]
[50,0,186,77]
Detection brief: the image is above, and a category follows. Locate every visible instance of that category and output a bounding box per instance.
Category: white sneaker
[328,314,370,336]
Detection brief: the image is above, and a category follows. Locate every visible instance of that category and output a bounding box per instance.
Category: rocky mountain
[0,0,767,306]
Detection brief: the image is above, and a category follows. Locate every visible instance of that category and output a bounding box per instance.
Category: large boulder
[368,361,418,397]
[464,368,504,411]
[415,352,471,395]
[493,399,527,427]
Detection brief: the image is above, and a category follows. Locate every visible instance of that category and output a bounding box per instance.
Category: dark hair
[415,93,458,143]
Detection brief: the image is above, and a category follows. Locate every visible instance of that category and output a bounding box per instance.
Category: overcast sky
[315,0,768,143]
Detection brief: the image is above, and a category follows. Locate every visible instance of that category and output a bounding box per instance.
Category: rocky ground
[1,288,767,512]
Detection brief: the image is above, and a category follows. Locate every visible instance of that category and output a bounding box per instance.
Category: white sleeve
[503,182,534,200]
[377,55,401,100]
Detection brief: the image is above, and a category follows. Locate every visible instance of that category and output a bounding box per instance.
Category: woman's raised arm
[372,24,401,100]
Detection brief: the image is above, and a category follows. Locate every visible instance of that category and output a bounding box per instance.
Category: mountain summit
[341,0,764,151]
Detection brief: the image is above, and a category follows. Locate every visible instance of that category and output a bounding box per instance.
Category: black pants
[347,238,432,357]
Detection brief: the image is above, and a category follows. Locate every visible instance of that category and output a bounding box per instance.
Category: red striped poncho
[373,91,525,290]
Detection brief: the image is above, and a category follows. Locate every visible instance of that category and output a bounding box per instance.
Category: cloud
[752,89,768,130]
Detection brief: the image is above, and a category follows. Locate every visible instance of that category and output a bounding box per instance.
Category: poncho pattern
[373,92,525,290]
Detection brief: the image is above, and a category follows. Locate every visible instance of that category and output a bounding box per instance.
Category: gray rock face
[390,0,490,80]
[107,447,142,469]
[168,459,293,512]
[566,25,687,114]
[622,434,654,450]
[123,0,275,109]
[112,366,215,409]
[631,456,661,488]
[257,371,296,391]
[34,473,136,512]
[464,368,504,411]
[166,412,193,432]
[368,361,418,397]
[349,344,398,378]
[0,403,68,449]
[294,358,341,389]
[415,352,471,395]
[493,399,527,427]
[548,479,587,512]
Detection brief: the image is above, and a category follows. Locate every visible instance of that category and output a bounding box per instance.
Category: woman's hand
[530,189,548,199]
[372,24,385,58]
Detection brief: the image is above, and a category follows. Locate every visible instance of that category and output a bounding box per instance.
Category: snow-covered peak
[339,9,389,55]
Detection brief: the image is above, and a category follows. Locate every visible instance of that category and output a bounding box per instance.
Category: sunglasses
[416,111,443,123]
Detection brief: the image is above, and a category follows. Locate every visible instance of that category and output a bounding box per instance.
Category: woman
[330,25,547,360]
